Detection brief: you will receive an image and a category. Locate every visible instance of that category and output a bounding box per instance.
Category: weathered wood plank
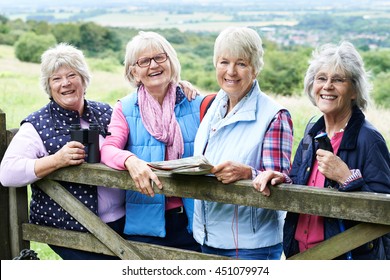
[47,163,390,225]
[8,187,29,258]
[22,223,228,260]
[288,223,390,260]
[1,119,29,259]
[36,179,145,260]
[0,109,12,259]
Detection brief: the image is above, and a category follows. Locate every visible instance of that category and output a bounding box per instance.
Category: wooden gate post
[0,109,12,259]
[0,110,29,259]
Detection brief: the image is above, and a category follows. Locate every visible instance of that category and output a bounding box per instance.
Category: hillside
[0,44,389,150]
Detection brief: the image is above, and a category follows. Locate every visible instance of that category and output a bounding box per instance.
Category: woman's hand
[211,161,252,184]
[316,149,351,184]
[124,156,162,197]
[34,141,86,179]
[55,141,86,167]
[179,80,199,101]
[252,170,285,197]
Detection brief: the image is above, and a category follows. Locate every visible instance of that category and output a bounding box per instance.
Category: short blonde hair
[124,31,181,87]
[40,43,91,97]
[213,27,264,76]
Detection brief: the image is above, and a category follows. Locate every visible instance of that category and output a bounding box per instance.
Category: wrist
[282,173,292,184]
[339,169,362,189]
[251,167,259,180]
[124,154,135,168]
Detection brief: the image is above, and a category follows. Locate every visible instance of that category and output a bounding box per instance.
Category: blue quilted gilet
[120,87,202,237]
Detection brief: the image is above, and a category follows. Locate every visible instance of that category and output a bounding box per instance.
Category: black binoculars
[70,123,100,163]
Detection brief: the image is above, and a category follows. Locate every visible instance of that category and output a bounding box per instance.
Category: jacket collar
[211,80,259,126]
[309,106,365,150]
[134,84,186,106]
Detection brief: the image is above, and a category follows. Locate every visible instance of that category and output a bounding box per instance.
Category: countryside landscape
[1,0,390,259]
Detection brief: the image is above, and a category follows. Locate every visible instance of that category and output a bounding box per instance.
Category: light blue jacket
[121,87,202,237]
[193,80,286,249]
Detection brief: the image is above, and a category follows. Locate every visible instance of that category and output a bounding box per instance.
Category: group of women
[1,26,389,260]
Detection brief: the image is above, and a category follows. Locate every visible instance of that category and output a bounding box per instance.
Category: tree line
[0,15,389,108]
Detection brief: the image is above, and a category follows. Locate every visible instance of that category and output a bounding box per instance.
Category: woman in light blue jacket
[193,27,294,260]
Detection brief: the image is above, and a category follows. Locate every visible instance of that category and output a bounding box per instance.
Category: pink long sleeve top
[100,102,183,211]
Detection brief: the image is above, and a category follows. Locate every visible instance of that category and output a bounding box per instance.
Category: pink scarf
[138,83,184,160]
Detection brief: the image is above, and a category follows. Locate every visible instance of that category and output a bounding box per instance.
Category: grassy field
[1,43,389,259]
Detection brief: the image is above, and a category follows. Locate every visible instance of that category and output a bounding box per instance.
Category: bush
[373,72,390,108]
[14,32,57,63]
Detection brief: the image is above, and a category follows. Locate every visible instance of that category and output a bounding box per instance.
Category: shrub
[14,32,57,63]
[373,72,390,109]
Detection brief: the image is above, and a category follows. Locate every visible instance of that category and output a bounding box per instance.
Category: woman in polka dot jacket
[0,43,126,260]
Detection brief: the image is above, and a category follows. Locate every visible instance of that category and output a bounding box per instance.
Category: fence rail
[1,109,390,260]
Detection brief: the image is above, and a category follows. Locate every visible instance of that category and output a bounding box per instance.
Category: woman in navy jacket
[252,41,390,259]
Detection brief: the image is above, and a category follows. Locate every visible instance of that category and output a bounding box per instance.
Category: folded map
[148,155,214,175]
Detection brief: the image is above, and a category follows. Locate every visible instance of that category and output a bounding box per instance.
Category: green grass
[1,43,389,259]
[30,242,62,260]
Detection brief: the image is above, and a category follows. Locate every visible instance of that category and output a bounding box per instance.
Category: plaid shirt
[260,109,293,174]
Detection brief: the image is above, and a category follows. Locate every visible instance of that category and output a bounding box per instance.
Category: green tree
[373,72,390,109]
[14,32,57,63]
[79,22,121,56]
[0,14,8,24]
[363,50,390,75]
[261,47,310,96]
[26,20,51,35]
[52,23,81,46]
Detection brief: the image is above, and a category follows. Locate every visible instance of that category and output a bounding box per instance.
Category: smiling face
[131,48,172,96]
[49,66,85,114]
[215,54,256,101]
[313,69,357,118]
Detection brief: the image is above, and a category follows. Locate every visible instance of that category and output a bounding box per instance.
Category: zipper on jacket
[202,200,208,242]
[251,207,256,233]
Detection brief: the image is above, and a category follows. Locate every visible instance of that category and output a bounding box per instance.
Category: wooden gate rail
[33,179,227,260]
[22,223,228,260]
[47,164,390,225]
[45,163,390,260]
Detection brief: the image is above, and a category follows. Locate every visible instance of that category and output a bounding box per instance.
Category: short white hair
[304,41,372,111]
[124,31,181,87]
[213,27,264,76]
[40,43,91,97]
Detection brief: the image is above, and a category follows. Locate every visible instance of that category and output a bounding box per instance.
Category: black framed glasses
[134,53,169,68]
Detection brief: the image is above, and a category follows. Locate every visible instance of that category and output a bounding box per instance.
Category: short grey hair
[213,27,264,76]
[304,41,372,111]
[124,31,181,87]
[40,43,91,98]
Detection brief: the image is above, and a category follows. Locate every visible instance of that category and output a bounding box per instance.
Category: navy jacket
[284,106,390,259]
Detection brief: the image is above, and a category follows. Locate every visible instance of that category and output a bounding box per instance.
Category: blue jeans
[201,243,283,260]
[49,216,126,260]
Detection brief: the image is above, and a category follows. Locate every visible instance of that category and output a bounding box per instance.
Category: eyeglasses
[314,75,350,86]
[134,53,168,68]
